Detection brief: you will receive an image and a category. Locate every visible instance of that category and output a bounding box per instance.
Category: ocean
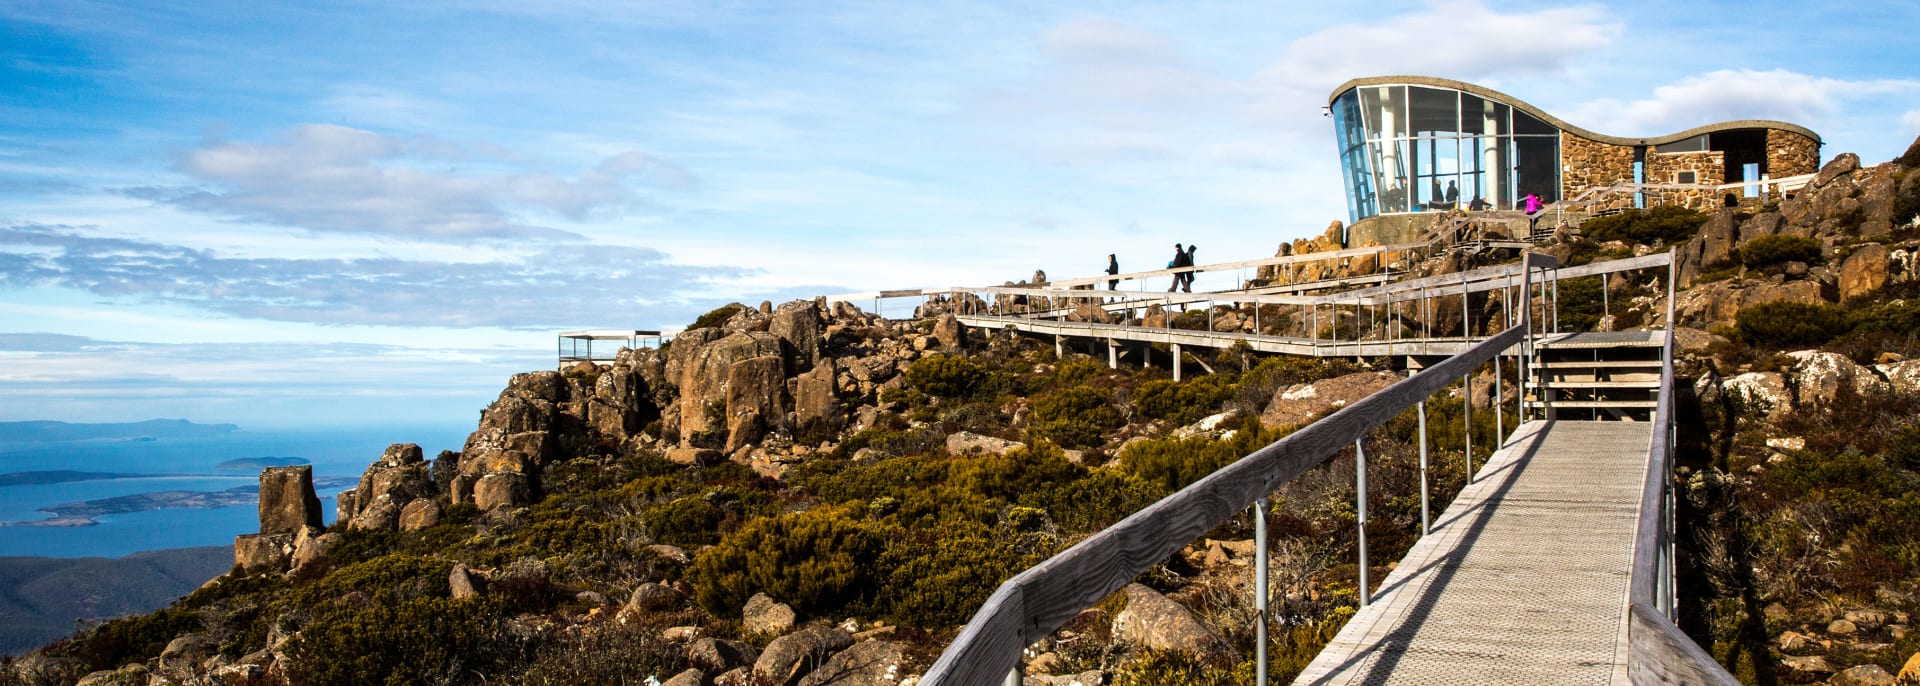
[0,426,471,558]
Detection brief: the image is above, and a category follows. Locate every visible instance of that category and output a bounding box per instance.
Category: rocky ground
[4,137,1920,686]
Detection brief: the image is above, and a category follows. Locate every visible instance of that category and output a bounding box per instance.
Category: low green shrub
[1581,205,1707,244]
[641,496,723,546]
[1739,234,1823,269]
[1847,298,1920,336]
[1026,386,1124,448]
[904,354,986,398]
[685,303,744,331]
[1136,375,1236,426]
[689,504,884,619]
[1734,300,1849,348]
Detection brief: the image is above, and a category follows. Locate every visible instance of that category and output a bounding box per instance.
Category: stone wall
[1646,151,1726,209]
[1767,130,1820,179]
[1561,133,1636,212]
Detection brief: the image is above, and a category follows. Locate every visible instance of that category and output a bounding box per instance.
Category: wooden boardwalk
[1294,420,1653,685]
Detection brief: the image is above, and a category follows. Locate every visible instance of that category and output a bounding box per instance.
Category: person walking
[1106,254,1120,290]
[1167,243,1186,292]
[1180,245,1199,292]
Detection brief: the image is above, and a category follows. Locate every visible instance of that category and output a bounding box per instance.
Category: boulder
[715,668,754,686]
[1829,664,1895,686]
[1723,372,1792,420]
[744,593,797,635]
[450,563,486,599]
[233,532,294,575]
[157,634,214,680]
[472,472,531,511]
[1169,410,1245,440]
[1839,243,1890,302]
[667,447,722,466]
[1112,583,1227,657]
[1780,655,1835,676]
[795,640,906,686]
[1788,351,1889,407]
[257,466,323,534]
[344,443,435,525]
[794,362,840,428]
[754,625,855,686]
[1813,153,1860,190]
[725,355,789,453]
[290,526,336,572]
[662,669,704,686]
[1879,360,1920,396]
[1899,651,1920,683]
[945,431,1026,456]
[397,499,441,532]
[628,582,687,612]
[689,637,759,675]
[679,332,785,447]
[347,498,400,531]
[1066,302,1114,325]
[1261,370,1403,429]
[769,299,826,372]
[1829,618,1859,635]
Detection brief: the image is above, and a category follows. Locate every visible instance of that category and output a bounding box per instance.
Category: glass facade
[1332,84,1562,223]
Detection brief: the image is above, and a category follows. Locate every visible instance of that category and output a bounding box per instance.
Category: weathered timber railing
[1625,255,1737,684]
[918,255,1555,686]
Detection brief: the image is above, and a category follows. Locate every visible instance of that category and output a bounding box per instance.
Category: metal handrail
[1623,250,1737,684]
[919,257,1551,685]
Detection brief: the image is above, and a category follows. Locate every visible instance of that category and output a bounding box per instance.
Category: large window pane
[1513,135,1560,203]
[1332,91,1376,221]
[1459,94,1487,135]
[1513,109,1555,136]
[1408,87,1459,137]
[1360,85,1406,139]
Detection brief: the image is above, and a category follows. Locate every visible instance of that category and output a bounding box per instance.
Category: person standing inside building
[1106,254,1120,290]
[1445,180,1459,207]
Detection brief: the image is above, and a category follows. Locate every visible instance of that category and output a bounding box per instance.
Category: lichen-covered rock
[397,498,441,531]
[628,582,687,612]
[1839,243,1890,302]
[290,526,335,573]
[793,362,840,429]
[1723,372,1792,420]
[233,532,294,575]
[945,431,1026,456]
[795,640,906,686]
[1829,664,1895,686]
[1261,370,1402,429]
[770,299,826,372]
[342,443,434,526]
[1787,350,1888,407]
[725,355,788,453]
[257,465,323,535]
[754,625,855,686]
[679,332,785,448]
[472,472,530,511]
[1112,583,1227,658]
[689,637,759,675]
[449,563,485,599]
[743,592,797,635]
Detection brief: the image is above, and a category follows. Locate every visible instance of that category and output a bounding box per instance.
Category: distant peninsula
[0,471,141,487]
[2,476,356,527]
[214,457,309,471]
[0,419,239,443]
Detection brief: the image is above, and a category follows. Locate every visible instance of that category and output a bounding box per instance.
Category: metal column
[1254,498,1270,684]
[1355,438,1370,607]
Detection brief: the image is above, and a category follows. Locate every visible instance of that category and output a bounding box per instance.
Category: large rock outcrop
[257,466,322,534]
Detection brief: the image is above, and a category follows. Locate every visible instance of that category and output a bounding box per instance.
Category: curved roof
[1328,75,1822,147]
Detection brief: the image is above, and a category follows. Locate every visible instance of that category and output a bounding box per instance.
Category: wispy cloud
[120,124,698,241]
[0,223,773,328]
[1564,69,1920,137]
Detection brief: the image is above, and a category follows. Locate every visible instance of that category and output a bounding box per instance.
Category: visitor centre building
[1327,76,1821,240]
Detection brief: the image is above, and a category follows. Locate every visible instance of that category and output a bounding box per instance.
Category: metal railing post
[1462,374,1474,482]
[1005,666,1021,686]
[1355,438,1369,607]
[1551,269,1559,334]
[1418,400,1430,535]
[1254,498,1270,685]
[1494,355,1504,444]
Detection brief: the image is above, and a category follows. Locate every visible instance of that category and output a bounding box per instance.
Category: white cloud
[1903,110,1920,138]
[1564,69,1920,136]
[124,124,698,241]
[1258,1,1621,100]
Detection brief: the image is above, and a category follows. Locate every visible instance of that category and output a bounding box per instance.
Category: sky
[2,1,1917,428]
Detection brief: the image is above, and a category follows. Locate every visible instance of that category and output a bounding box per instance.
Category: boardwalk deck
[1295,420,1653,685]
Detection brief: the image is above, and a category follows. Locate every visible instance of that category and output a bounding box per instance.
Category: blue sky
[3,1,1917,428]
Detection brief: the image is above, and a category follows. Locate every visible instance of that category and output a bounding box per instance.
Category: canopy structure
[557,330,665,366]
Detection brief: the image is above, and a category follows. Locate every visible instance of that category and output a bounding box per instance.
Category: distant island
[0,419,240,443]
[1,476,356,527]
[0,471,141,487]
[214,456,309,471]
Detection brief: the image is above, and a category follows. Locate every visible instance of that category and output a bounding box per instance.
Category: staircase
[1529,331,1664,420]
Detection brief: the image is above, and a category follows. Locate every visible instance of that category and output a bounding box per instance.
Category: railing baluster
[1356,438,1369,607]
[1462,374,1473,483]
[1418,400,1430,536]
[1254,498,1270,686]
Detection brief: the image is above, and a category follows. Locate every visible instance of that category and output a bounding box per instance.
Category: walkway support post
[1494,355,1504,444]
[1172,343,1183,382]
[1254,498,1270,685]
[1462,374,1474,482]
[1418,401,1430,535]
[1055,335,1064,360]
[1355,438,1370,607]
[1107,339,1118,370]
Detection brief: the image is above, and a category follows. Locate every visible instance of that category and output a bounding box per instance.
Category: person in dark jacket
[1180,245,1198,292]
[1106,254,1120,290]
[1167,243,1186,292]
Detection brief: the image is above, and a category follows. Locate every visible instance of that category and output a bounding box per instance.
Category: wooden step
[1530,360,1664,369]
[1528,381,1659,389]
[1537,400,1659,408]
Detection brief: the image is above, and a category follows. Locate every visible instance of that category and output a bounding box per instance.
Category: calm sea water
[0,426,470,558]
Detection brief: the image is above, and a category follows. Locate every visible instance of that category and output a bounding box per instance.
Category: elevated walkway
[1295,420,1651,685]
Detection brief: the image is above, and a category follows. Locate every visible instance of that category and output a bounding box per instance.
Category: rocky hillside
[4,136,1920,686]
